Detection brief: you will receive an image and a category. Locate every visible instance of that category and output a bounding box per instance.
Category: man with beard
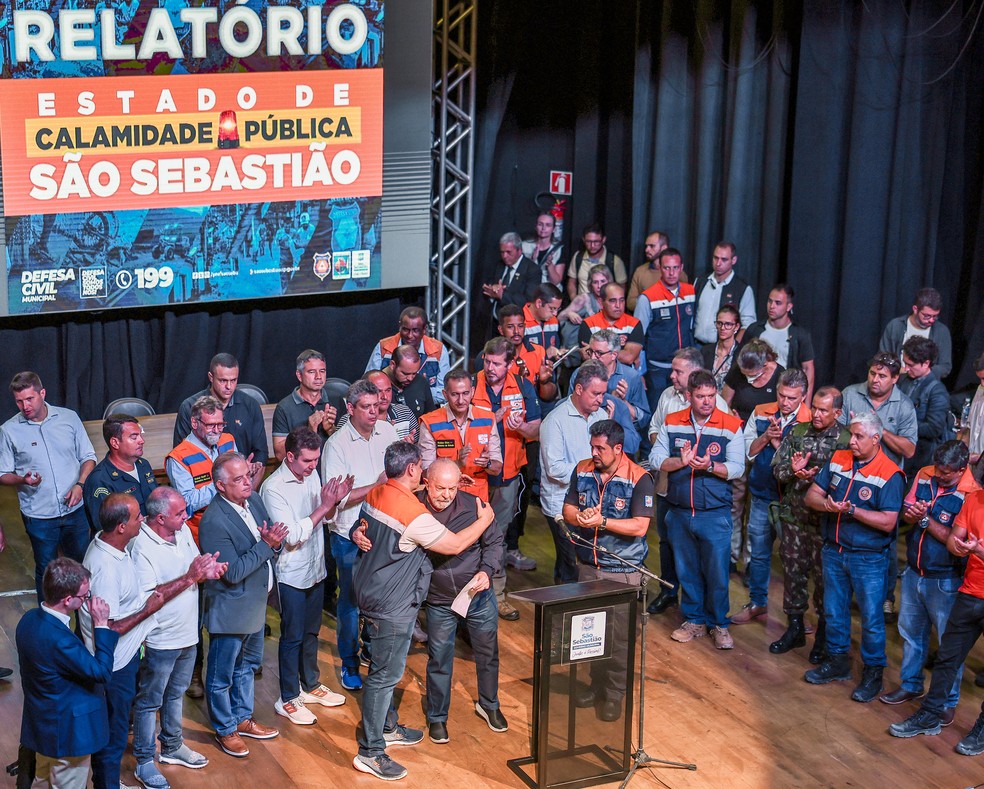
[166,396,261,545]
[579,283,644,367]
[626,231,674,312]
[564,420,654,721]
[650,370,745,650]
[472,337,541,620]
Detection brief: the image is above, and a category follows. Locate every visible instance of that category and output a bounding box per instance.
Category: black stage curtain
[473,0,984,387]
[0,292,404,422]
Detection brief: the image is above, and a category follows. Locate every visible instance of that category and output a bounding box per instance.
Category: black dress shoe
[428,721,449,744]
[647,591,678,615]
[0,667,12,680]
[879,687,925,705]
[575,686,597,708]
[599,699,621,722]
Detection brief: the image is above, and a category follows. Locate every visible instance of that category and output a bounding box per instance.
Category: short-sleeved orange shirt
[956,490,984,598]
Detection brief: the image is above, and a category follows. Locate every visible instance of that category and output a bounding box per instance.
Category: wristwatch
[919,516,930,530]
[600,516,608,531]
[848,504,856,517]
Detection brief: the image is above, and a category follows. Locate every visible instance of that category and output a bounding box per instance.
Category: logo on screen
[80,267,107,299]
[313,253,331,281]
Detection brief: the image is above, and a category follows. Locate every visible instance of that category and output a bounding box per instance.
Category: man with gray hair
[350,442,496,781]
[271,349,346,461]
[540,360,613,584]
[131,486,226,785]
[803,412,905,703]
[570,328,649,454]
[199,452,288,758]
[321,379,399,691]
[481,231,541,328]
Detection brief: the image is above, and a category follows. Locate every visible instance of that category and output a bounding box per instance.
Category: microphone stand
[555,516,697,785]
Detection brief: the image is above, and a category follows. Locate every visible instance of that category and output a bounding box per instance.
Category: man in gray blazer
[199,452,288,758]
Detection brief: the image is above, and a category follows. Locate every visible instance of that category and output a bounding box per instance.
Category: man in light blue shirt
[539,361,611,583]
[0,371,96,598]
[569,329,650,454]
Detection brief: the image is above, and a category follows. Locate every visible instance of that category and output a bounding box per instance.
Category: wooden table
[83,404,278,476]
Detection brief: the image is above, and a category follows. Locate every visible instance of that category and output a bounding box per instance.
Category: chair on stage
[102,398,155,419]
[235,383,268,405]
[324,377,351,401]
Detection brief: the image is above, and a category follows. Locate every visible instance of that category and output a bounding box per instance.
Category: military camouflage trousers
[778,518,824,617]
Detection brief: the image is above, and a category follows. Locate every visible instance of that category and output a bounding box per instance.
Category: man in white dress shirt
[261,426,352,725]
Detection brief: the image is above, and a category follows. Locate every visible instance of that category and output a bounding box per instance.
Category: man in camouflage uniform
[770,386,851,661]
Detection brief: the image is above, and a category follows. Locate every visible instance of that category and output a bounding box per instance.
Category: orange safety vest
[165,432,236,545]
[378,334,445,364]
[419,405,496,501]
[583,311,641,344]
[510,342,545,386]
[473,371,528,480]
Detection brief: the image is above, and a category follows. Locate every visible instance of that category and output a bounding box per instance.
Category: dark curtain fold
[0,294,400,421]
[631,1,793,297]
[471,0,984,387]
[787,1,981,385]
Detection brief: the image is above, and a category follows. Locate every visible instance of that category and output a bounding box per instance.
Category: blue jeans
[746,495,776,608]
[822,544,889,666]
[666,506,732,629]
[425,590,499,722]
[22,507,90,600]
[644,366,671,414]
[357,617,415,758]
[331,532,362,670]
[133,645,196,763]
[278,581,324,702]
[206,629,264,736]
[91,651,141,789]
[898,568,962,705]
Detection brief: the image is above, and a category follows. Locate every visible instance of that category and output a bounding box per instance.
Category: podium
[507,580,637,789]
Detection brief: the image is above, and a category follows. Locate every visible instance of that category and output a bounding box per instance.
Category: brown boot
[186,667,204,699]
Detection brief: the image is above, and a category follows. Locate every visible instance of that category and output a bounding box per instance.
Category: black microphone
[553,514,575,544]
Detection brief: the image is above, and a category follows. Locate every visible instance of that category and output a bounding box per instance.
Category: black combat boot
[808,617,828,665]
[769,614,806,654]
[804,653,851,685]
[851,665,884,703]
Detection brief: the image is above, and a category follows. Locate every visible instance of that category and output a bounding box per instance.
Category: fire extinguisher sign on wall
[549,170,572,196]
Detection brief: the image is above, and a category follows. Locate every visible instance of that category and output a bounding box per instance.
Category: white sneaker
[274,697,317,725]
[299,684,346,708]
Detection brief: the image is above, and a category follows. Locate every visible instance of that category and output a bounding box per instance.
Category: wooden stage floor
[1,487,983,788]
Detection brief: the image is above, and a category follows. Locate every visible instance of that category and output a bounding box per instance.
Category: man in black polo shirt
[271,349,346,461]
[173,353,268,463]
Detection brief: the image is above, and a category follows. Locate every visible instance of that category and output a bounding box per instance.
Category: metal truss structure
[428,0,477,369]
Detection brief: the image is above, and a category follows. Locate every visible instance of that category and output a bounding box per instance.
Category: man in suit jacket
[199,452,288,758]
[482,232,541,335]
[16,557,119,789]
